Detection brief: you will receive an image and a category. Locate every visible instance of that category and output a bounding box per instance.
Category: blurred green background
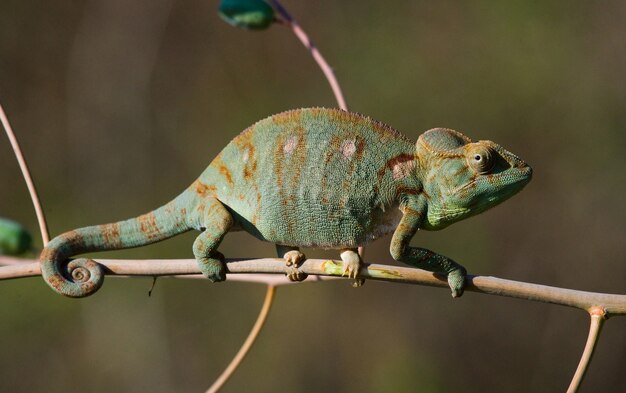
[0,1,624,392]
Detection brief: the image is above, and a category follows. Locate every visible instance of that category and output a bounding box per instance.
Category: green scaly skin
[40,108,532,298]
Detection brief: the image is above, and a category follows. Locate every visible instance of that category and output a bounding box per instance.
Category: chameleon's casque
[40,108,532,298]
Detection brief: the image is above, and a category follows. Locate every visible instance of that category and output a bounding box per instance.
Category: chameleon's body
[40,108,532,298]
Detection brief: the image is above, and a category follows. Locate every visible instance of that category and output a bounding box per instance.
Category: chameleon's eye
[467,145,495,174]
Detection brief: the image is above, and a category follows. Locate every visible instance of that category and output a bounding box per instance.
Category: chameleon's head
[415,128,532,230]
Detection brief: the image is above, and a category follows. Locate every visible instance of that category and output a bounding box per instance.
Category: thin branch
[0,100,50,245]
[206,285,276,393]
[269,0,348,111]
[177,272,339,286]
[2,257,624,315]
[567,307,607,393]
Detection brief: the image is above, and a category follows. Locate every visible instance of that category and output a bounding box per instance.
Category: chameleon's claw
[341,263,359,279]
[283,250,305,267]
[199,251,227,282]
[340,249,364,287]
[282,249,307,282]
[287,266,308,282]
[447,267,467,298]
[351,278,365,288]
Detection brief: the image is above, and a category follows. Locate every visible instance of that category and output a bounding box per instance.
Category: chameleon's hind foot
[287,267,308,282]
[282,250,307,282]
[283,250,305,267]
[198,251,226,282]
[340,249,364,287]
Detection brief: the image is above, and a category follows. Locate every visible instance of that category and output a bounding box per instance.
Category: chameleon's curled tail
[40,193,195,298]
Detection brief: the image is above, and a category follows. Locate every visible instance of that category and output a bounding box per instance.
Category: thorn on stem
[148,276,158,297]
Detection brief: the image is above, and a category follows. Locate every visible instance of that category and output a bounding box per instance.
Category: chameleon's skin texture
[40,108,532,298]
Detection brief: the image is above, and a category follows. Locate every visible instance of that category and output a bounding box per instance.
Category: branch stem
[206,285,276,393]
[566,307,607,393]
[1,257,624,315]
[0,101,50,245]
[269,0,348,111]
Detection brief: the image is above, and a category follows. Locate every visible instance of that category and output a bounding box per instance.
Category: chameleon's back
[197,108,417,248]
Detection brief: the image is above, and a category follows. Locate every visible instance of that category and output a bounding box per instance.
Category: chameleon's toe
[340,250,363,286]
[283,250,305,267]
[198,253,227,282]
[351,278,365,288]
[342,264,359,279]
[286,266,308,282]
[447,267,467,298]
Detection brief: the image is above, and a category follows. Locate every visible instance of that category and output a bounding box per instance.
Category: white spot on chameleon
[242,148,249,163]
[283,137,298,155]
[392,160,416,180]
[340,139,356,159]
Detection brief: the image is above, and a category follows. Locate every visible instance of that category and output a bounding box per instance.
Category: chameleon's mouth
[444,163,532,223]
[470,165,532,208]
[454,163,532,197]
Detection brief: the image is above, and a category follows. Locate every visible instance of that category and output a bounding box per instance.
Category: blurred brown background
[0,1,624,392]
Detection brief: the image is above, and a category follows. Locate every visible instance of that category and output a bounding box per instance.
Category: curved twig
[1,257,624,316]
[0,101,50,245]
[269,0,348,111]
[206,285,277,393]
[567,307,607,393]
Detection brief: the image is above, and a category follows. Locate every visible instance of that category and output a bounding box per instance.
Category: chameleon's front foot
[394,244,467,298]
[340,249,365,287]
[282,249,308,282]
[447,267,467,298]
[197,251,227,282]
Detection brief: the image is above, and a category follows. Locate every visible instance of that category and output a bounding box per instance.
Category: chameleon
[40,108,532,298]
